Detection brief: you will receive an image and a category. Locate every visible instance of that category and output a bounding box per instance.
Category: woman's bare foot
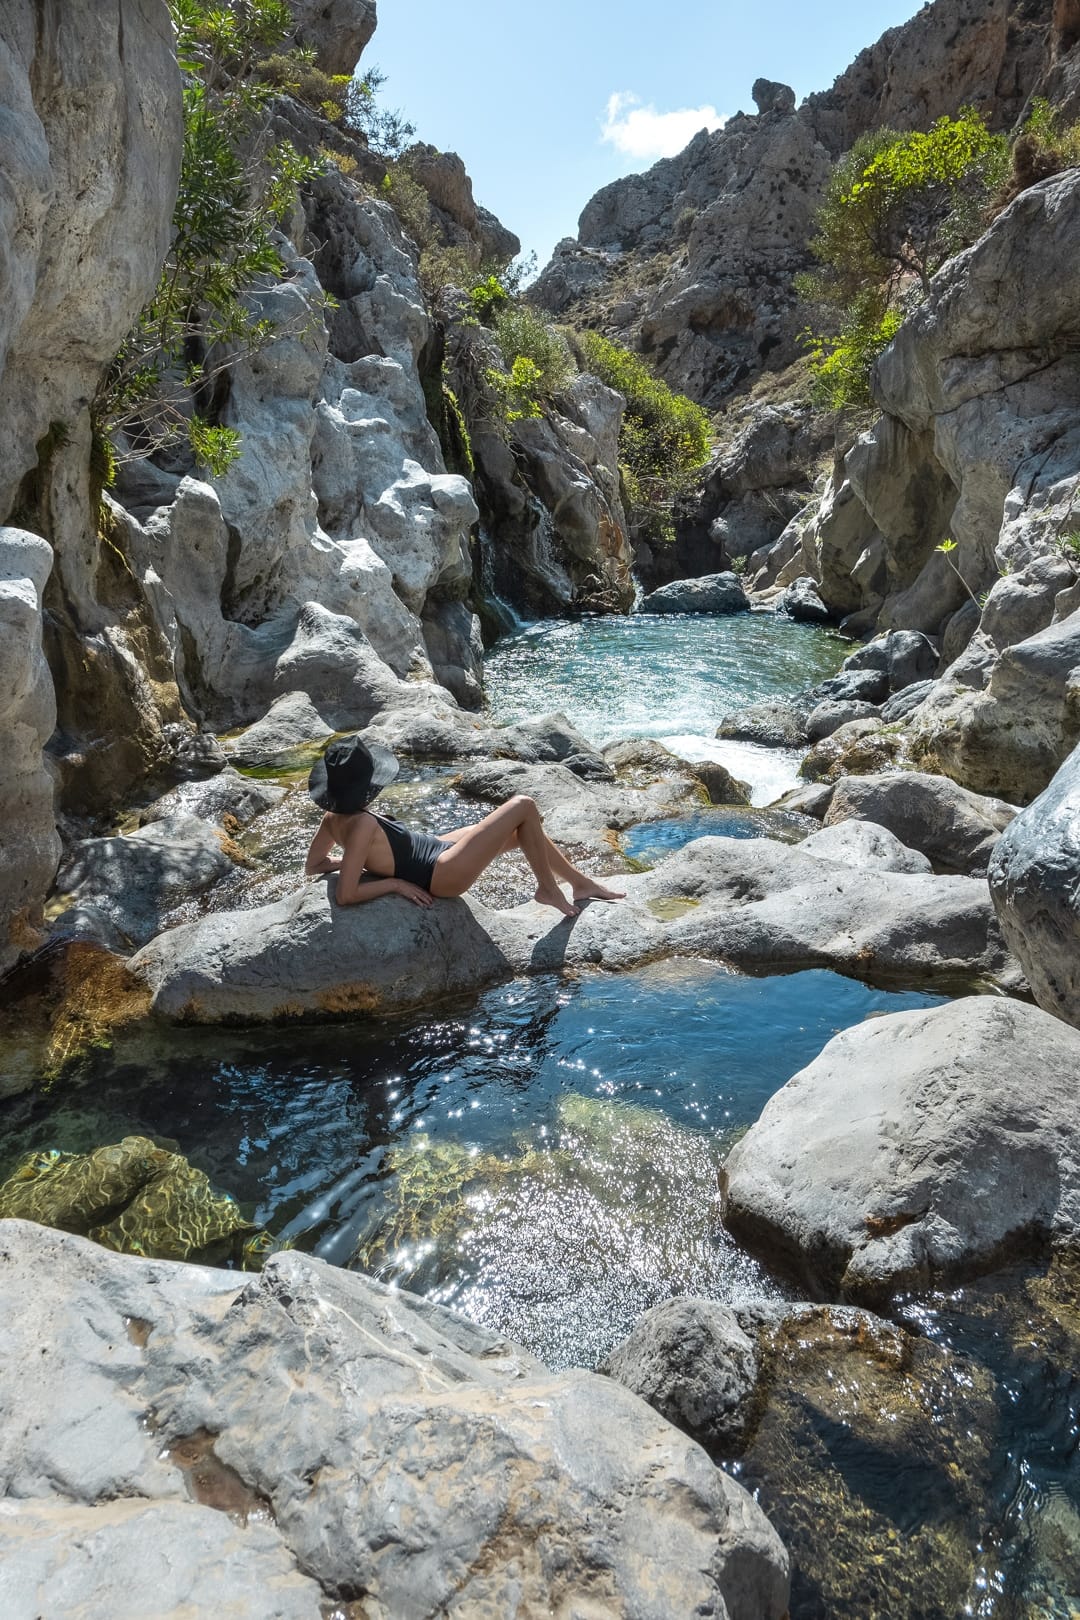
[571,878,626,903]
[534,882,579,917]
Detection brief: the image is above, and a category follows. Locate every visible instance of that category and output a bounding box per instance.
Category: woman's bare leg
[437,816,624,902]
[430,796,577,915]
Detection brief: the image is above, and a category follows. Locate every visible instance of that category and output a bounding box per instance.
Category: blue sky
[369,0,927,270]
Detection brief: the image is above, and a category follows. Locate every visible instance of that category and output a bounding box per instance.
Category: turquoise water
[623,805,814,863]
[0,962,944,1369]
[484,612,848,802]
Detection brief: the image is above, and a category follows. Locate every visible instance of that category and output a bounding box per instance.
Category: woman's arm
[304,814,341,876]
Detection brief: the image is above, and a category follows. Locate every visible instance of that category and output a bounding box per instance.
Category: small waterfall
[478,527,528,636]
[526,502,574,607]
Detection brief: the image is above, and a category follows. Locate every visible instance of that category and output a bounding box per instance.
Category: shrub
[998,97,1080,208]
[344,67,416,158]
[576,331,711,544]
[798,110,1009,409]
[802,296,904,409]
[492,306,576,400]
[98,0,326,472]
[469,273,510,323]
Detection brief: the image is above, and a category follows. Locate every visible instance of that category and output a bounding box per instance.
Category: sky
[368,0,929,271]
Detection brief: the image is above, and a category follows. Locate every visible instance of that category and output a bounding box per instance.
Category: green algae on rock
[0,1135,272,1268]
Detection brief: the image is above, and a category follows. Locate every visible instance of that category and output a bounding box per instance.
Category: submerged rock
[989,741,1080,1028]
[0,1136,265,1266]
[722,997,1080,1299]
[639,573,750,616]
[608,1298,998,1620]
[0,1220,791,1619]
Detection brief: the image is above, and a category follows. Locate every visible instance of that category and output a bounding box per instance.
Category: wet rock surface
[722,997,1080,1299]
[605,1298,1001,1620]
[0,1220,791,1620]
[639,573,750,616]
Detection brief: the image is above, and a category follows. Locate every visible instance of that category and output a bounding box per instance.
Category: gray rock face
[721,997,1080,1298]
[495,711,615,780]
[824,771,1017,875]
[289,0,376,74]
[717,698,808,748]
[53,814,242,950]
[775,576,831,624]
[0,529,60,972]
[989,742,1080,1028]
[601,1299,759,1454]
[805,699,880,742]
[800,819,932,874]
[128,833,1019,1025]
[640,573,750,616]
[0,1220,790,1620]
[454,756,702,850]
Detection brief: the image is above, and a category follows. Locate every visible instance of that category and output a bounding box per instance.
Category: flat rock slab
[127,835,1019,1024]
[721,997,1080,1300]
[0,1221,789,1620]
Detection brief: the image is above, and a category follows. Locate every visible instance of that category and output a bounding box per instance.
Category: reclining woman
[304,735,624,918]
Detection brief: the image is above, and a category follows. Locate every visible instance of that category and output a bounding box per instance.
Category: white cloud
[600,91,726,161]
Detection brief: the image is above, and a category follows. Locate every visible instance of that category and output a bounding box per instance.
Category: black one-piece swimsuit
[370,812,448,892]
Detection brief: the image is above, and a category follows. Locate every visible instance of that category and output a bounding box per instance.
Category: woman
[304,735,624,917]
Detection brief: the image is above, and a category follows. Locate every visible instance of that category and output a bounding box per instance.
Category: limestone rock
[494,712,615,781]
[824,771,1017,875]
[136,767,285,831]
[127,834,1019,1026]
[640,573,750,616]
[805,699,880,742]
[717,699,808,748]
[0,1221,790,1619]
[289,0,376,74]
[989,741,1080,1027]
[799,819,932,874]
[53,814,243,949]
[0,529,60,973]
[774,576,831,624]
[454,756,701,849]
[721,997,1080,1298]
[601,1299,759,1453]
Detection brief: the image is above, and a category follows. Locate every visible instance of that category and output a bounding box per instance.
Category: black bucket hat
[308,735,399,814]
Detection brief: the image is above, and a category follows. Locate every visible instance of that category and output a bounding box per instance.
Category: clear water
[623,805,814,864]
[484,612,849,803]
[0,962,945,1370]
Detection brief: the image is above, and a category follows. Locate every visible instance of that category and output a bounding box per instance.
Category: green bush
[802,296,904,410]
[99,0,326,473]
[999,97,1080,207]
[492,306,577,400]
[576,331,711,544]
[797,110,1009,409]
[468,273,510,323]
[344,67,416,158]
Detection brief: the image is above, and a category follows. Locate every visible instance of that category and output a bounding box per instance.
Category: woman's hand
[393,879,433,908]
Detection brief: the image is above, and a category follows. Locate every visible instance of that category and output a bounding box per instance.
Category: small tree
[797,111,1008,408]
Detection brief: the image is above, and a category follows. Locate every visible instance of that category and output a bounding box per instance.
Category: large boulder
[0,529,60,971]
[0,1220,790,1620]
[52,814,244,950]
[823,770,1017,875]
[639,573,750,616]
[126,834,1019,1024]
[989,741,1080,1028]
[721,997,1080,1299]
[289,0,376,74]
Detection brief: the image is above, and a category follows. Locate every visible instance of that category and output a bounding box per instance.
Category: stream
[2,609,1077,1619]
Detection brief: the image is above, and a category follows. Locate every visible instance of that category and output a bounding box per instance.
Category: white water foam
[659,733,804,807]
